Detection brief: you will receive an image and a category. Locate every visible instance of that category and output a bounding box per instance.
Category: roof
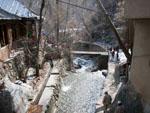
[0,7,20,19]
[0,0,38,19]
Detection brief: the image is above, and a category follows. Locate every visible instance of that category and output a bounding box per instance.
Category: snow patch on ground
[4,76,34,113]
[118,50,127,63]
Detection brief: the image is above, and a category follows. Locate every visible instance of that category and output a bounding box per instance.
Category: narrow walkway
[27,61,60,113]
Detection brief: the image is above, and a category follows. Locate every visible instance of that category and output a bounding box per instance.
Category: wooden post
[15,23,20,40]
[32,24,36,39]
[2,26,6,46]
[36,0,45,77]
[6,24,13,57]
[26,21,32,38]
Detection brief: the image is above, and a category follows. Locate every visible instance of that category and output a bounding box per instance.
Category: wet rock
[73,64,81,69]
[102,71,108,78]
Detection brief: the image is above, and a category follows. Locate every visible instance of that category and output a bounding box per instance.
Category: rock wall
[0,51,26,81]
[0,46,9,61]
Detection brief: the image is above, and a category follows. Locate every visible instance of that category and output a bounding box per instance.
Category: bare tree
[96,0,131,62]
[36,0,45,77]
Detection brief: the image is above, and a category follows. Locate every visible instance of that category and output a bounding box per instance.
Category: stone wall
[0,51,26,81]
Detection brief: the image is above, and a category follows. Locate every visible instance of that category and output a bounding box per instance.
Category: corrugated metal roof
[0,7,20,19]
[0,0,38,19]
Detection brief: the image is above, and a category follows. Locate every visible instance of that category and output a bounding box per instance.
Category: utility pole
[56,0,60,48]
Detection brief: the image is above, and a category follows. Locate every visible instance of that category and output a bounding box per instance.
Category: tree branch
[96,0,131,62]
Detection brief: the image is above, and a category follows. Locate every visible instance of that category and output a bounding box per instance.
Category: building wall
[125,0,150,18]
[130,20,150,106]
[126,0,150,112]
[0,45,9,61]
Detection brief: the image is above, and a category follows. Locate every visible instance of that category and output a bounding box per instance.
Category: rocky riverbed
[56,70,105,113]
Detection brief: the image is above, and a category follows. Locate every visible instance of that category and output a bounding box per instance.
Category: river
[55,57,105,113]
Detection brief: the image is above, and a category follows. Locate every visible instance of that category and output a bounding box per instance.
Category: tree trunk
[36,0,45,77]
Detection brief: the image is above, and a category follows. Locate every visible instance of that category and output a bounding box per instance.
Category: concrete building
[126,0,150,112]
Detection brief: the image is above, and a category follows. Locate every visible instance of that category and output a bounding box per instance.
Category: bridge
[72,41,105,48]
[71,41,108,55]
[71,50,108,55]
[71,41,108,70]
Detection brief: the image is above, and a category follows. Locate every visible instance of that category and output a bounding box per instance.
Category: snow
[118,50,127,63]
[109,49,127,63]
[38,87,54,110]
[38,71,60,112]
[26,68,36,77]
[4,76,34,113]
[61,85,71,92]
[73,57,95,72]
